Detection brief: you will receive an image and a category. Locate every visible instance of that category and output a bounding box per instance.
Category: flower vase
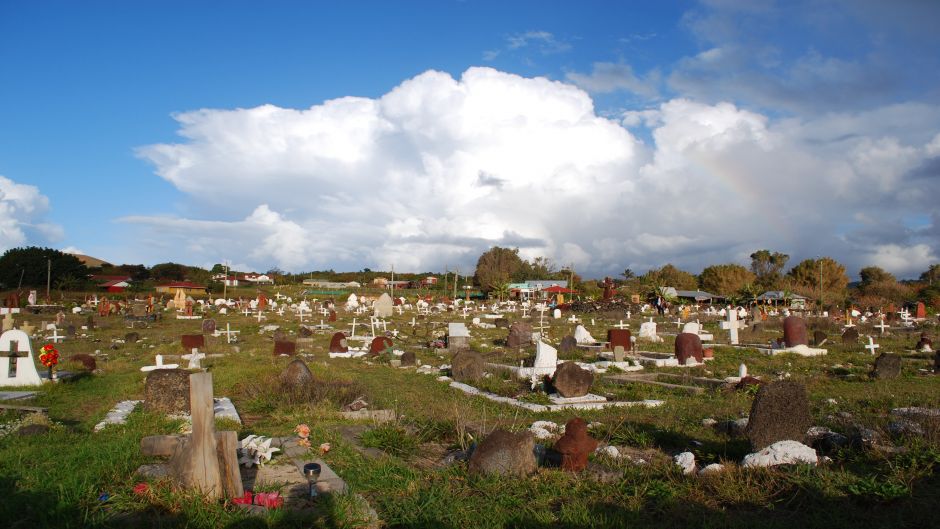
[49,367,57,381]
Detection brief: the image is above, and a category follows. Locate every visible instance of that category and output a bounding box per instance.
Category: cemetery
[0,266,937,529]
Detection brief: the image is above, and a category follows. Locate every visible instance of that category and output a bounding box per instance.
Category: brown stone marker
[552,362,593,398]
[841,328,859,345]
[181,334,205,350]
[607,329,632,352]
[782,316,808,347]
[552,418,598,471]
[202,319,216,334]
[674,333,703,365]
[369,336,393,355]
[745,380,812,450]
[468,429,536,477]
[328,310,337,322]
[915,301,926,319]
[329,332,348,353]
[273,340,296,356]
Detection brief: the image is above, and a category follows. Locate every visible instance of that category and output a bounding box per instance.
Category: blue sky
[1,0,939,278]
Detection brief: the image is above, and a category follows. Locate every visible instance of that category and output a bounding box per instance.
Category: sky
[1,0,939,279]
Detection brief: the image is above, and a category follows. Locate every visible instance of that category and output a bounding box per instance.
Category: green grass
[1,287,938,527]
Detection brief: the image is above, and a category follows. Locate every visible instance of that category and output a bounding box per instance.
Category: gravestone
[0,330,43,386]
[181,335,205,350]
[374,293,394,318]
[2,313,14,332]
[400,351,416,367]
[495,318,510,329]
[782,316,808,347]
[329,332,348,354]
[871,353,901,379]
[144,369,191,414]
[66,324,76,337]
[298,325,313,338]
[915,333,932,352]
[273,340,296,356]
[607,329,631,352]
[507,322,533,349]
[745,380,812,450]
[841,328,859,345]
[68,353,96,372]
[451,350,484,382]
[86,315,96,330]
[674,333,703,365]
[125,332,140,343]
[328,310,337,322]
[638,321,660,342]
[552,362,593,398]
[532,341,558,377]
[447,322,470,352]
[574,325,595,344]
[915,301,926,319]
[369,336,393,356]
[202,319,216,334]
[813,330,828,347]
[552,418,598,472]
[558,335,578,354]
[272,330,288,342]
[280,358,313,387]
[468,429,536,477]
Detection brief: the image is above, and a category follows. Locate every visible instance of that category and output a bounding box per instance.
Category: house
[421,276,438,286]
[675,290,721,303]
[372,277,388,287]
[303,279,361,289]
[756,291,808,309]
[91,275,132,293]
[242,273,273,284]
[155,282,208,296]
[212,274,240,287]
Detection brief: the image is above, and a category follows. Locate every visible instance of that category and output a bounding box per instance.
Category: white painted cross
[140,354,179,372]
[626,311,631,319]
[614,320,629,330]
[214,323,239,344]
[297,307,308,323]
[255,311,265,323]
[567,314,580,324]
[875,318,889,334]
[182,348,206,369]
[864,336,880,355]
[44,327,65,343]
[674,317,683,330]
[240,307,252,317]
[720,310,744,345]
[350,318,358,337]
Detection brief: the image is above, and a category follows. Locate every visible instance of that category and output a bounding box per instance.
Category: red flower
[132,483,149,495]
[231,491,254,505]
[253,491,283,509]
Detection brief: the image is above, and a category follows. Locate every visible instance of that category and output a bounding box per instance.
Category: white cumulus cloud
[0,175,63,252]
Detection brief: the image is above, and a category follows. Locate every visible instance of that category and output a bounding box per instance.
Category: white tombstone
[574,325,596,344]
[0,330,43,386]
[346,294,359,311]
[739,363,748,378]
[552,308,562,319]
[682,321,700,334]
[448,322,470,338]
[532,340,558,377]
[182,349,206,369]
[374,293,394,318]
[639,321,663,343]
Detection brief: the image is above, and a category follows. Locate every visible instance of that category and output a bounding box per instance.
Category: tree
[787,257,849,304]
[621,268,635,280]
[149,262,187,281]
[750,250,789,290]
[859,266,895,288]
[0,247,87,289]
[210,263,226,274]
[473,247,526,294]
[641,264,698,290]
[699,264,756,296]
[920,263,940,285]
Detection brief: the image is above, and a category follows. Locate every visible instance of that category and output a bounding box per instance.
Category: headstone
[467,429,536,477]
[552,362,593,398]
[613,345,625,362]
[841,328,859,345]
[125,332,140,343]
[345,293,359,310]
[812,330,827,347]
[720,310,743,345]
[871,353,901,379]
[607,329,631,352]
[552,308,561,319]
[144,369,191,414]
[447,322,471,352]
[329,332,348,354]
[782,316,808,347]
[202,319,216,334]
[273,340,296,356]
[374,293,394,318]
[67,353,96,372]
[86,315,96,330]
[451,350,484,382]
[552,418,598,472]
[745,380,812,450]
[66,324,76,337]
[495,318,510,329]
[915,301,926,319]
[532,340,558,377]
[915,333,932,353]
[280,358,313,387]
[0,330,43,386]
[558,335,578,354]
[181,335,205,350]
[573,325,595,344]
[507,322,533,349]
[400,351,416,367]
[674,333,703,365]
[55,311,66,326]
[638,321,660,342]
[369,336,393,356]
[328,310,337,322]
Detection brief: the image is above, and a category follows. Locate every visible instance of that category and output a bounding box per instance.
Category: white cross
[182,348,206,369]
[674,318,683,330]
[614,320,629,330]
[214,323,239,344]
[350,318,358,337]
[140,354,178,372]
[874,318,889,334]
[45,327,65,343]
[567,314,579,324]
[255,311,265,323]
[864,336,880,355]
[297,308,308,323]
[240,307,251,317]
[626,311,631,319]
[720,310,744,345]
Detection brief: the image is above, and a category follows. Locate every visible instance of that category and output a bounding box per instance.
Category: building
[242,273,273,284]
[155,282,208,296]
[756,291,808,309]
[91,275,132,293]
[421,276,438,286]
[303,279,361,289]
[675,290,721,303]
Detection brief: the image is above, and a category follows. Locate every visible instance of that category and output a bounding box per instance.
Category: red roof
[100,279,129,287]
[91,275,132,282]
[542,285,577,293]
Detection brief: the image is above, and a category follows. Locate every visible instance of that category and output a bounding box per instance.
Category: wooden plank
[141,435,183,457]
[185,372,223,499]
[216,430,244,498]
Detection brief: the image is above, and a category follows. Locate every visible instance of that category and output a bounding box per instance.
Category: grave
[369,336,393,356]
[638,320,663,343]
[273,341,297,356]
[783,316,808,347]
[745,380,812,450]
[181,334,206,351]
[329,332,348,354]
[551,418,597,471]
[574,325,596,345]
[871,353,901,379]
[141,354,179,372]
[202,319,217,334]
[552,362,593,398]
[720,310,744,345]
[144,369,191,414]
[675,333,703,365]
[0,329,43,386]
[507,322,533,349]
[451,350,484,382]
[374,293,394,318]
[607,329,631,352]
[842,328,859,345]
[447,322,470,352]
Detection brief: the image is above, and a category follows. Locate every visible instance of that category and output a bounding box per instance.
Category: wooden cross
[864,336,880,355]
[5,340,20,378]
[875,318,889,334]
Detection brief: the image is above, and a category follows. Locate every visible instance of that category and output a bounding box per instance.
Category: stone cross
[720,310,743,345]
[864,336,880,355]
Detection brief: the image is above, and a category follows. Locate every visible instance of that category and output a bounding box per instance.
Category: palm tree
[492,282,511,302]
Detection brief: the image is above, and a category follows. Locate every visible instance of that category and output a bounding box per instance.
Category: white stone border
[448,381,663,412]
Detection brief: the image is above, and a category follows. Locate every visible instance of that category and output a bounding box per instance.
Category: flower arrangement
[39,344,59,368]
[295,423,311,448]
[238,435,279,467]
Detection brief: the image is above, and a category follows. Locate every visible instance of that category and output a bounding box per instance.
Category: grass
[0,287,938,527]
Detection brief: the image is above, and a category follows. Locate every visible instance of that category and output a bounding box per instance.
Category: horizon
[2,1,939,280]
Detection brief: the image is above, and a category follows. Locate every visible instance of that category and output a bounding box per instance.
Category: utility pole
[223,262,228,300]
[817,256,822,311]
[391,264,395,298]
[454,268,459,300]
[46,259,51,300]
[443,266,448,299]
